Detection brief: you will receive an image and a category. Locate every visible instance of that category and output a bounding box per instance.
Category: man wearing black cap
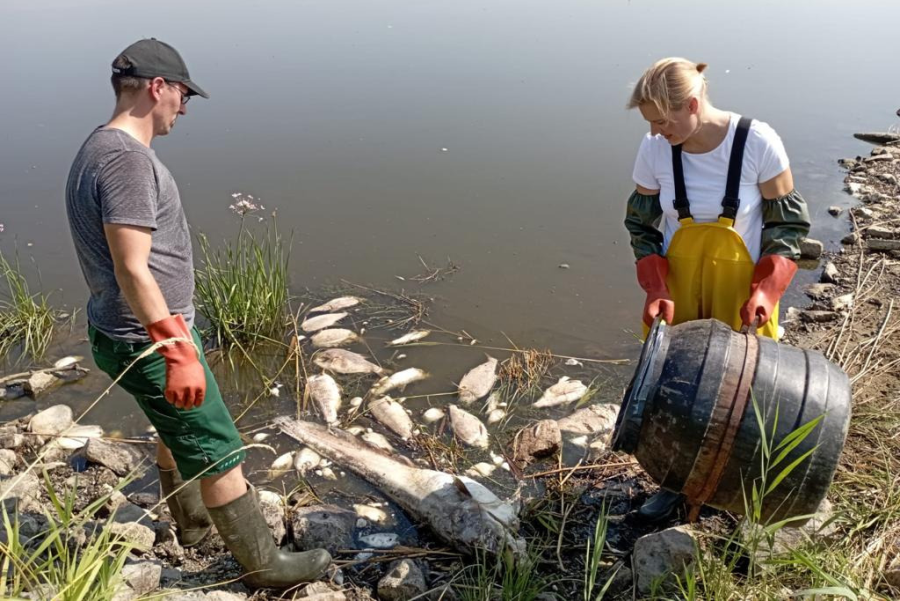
[65,39,331,588]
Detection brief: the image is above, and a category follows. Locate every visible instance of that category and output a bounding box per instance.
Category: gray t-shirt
[66,127,195,342]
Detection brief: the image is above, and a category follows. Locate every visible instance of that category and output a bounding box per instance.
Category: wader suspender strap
[721,116,753,222]
[671,144,692,222]
[670,116,753,224]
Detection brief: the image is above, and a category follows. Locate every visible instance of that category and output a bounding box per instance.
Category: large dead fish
[309,296,362,313]
[457,356,498,404]
[533,376,588,408]
[369,368,429,397]
[368,396,414,440]
[314,349,384,375]
[311,328,360,349]
[307,374,342,424]
[448,405,490,449]
[301,312,348,333]
[275,418,525,559]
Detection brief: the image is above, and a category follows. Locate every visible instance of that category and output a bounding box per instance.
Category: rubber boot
[158,466,213,547]
[208,484,332,588]
[638,489,684,522]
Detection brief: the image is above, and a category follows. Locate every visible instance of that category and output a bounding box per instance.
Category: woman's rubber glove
[636,254,675,327]
[146,314,206,410]
[740,254,798,327]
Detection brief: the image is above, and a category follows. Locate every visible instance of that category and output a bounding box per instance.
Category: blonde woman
[623,58,811,520]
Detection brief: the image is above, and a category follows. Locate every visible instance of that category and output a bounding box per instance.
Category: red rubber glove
[146,314,206,410]
[636,254,675,327]
[740,254,798,327]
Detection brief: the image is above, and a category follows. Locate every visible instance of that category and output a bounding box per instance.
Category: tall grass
[0,252,58,361]
[453,546,551,601]
[0,473,135,600]
[194,211,291,350]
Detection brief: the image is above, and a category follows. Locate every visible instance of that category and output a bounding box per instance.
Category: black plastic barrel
[613,318,851,522]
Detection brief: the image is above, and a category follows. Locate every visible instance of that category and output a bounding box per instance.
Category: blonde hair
[627,58,708,118]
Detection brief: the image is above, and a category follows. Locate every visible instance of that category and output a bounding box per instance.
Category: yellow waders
[644,115,779,340]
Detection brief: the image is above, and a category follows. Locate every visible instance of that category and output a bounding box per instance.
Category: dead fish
[349,396,363,413]
[57,424,104,450]
[270,452,295,472]
[293,447,322,475]
[346,425,366,436]
[361,431,394,453]
[533,376,588,408]
[53,355,84,369]
[369,368,429,397]
[314,349,384,375]
[354,503,391,525]
[252,432,270,442]
[369,396,414,440]
[311,328,360,349]
[387,330,431,346]
[276,418,525,559]
[301,312,348,333]
[423,408,445,423]
[486,409,506,424]
[258,489,283,506]
[358,532,399,549]
[307,374,342,424]
[465,462,497,478]
[309,296,362,313]
[448,405,490,449]
[484,392,500,413]
[564,358,583,367]
[458,356,498,405]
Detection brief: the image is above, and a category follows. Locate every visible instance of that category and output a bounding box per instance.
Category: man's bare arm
[104,223,170,326]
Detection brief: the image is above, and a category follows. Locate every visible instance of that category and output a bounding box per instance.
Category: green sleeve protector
[760,189,811,260]
[624,190,664,261]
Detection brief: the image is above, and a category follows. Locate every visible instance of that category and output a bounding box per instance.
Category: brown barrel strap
[683,331,759,520]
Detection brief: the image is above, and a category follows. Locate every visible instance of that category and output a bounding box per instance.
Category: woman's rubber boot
[638,489,684,522]
[208,484,332,588]
[158,466,213,547]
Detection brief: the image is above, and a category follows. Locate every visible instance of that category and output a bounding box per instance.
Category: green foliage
[0,253,58,361]
[194,214,291,350]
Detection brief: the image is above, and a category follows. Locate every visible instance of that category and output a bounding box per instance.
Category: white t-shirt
[632,113,790,262]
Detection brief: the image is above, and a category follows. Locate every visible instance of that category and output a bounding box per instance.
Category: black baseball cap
[112,38,209,99]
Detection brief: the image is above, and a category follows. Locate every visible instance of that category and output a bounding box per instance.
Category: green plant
[583,504,618,601]
[454,546,551,601]
[194,205,291,351]
[0,252,58,360]
[0,471,135,600]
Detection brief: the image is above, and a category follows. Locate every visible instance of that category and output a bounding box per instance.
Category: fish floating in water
[311,328,360,349]
[53,356,84,369]
[533,376,588,408]
[361,431,394,453]
[448,405,490,449]
[270,451,294,472]
[275,418,525,559]
[369,396,414,440]
[387,330,431,346]
[307,374,342,424]
[314,349,384,375]
[293,447,322,476]
[301,312,349,333]
[309,296,362,313]
[458,356,498,405]
[369,368,428,397]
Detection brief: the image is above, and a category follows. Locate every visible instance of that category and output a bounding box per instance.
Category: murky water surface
[2,1,900,473]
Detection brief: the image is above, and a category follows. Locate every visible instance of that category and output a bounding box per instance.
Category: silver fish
[53,355,84,369]
[369,396,414,440]
[369,368,429,397]
[358,532,399,549]
[533,376,588,408]
[275,418,525,559]
[293,447,322,476]
[361,431,394,452]
[314,349,384,375]
[309,296,362,314]
[458,356,498,405]
[270,451,295,472]
[311,328,360,349]
[301,312,349,333]
[387,330,431,346]
[448,405,490,449]
[307,374,342,424]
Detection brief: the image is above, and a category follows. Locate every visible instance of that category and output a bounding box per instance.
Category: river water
[2,0,900,437]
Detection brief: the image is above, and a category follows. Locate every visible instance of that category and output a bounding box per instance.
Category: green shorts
[88,324,246,480]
